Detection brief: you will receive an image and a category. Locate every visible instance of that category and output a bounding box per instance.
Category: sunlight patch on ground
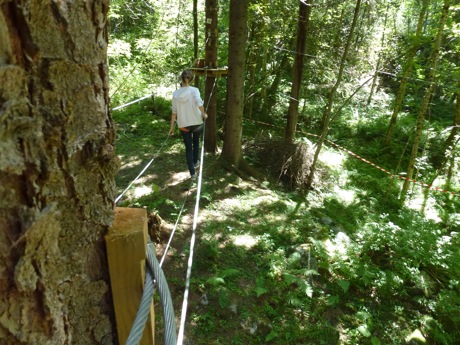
[118,156,143,168]
[324,231,352,257]
[320,149,345,169]
[168,171,192,187]
[232,234,258,249]
[134,185,152,198]
[406,194,442,223]
[334,186,356,205]
[251,194,281,207]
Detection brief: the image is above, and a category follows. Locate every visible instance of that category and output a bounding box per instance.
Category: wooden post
[105,207,154,345]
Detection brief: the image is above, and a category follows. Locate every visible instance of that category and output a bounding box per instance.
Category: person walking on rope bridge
[169,69,207,179]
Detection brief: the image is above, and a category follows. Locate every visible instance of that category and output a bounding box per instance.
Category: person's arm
[193,88,207,119]
[169,112,177,135]
[199,105,207,119]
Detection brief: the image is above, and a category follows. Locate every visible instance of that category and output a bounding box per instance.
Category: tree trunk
[204,0,218,153]
[285,0,312,143]
[384,0,429,146]
[221,0,248,167]
[401,0,451,200]
[367,2,390,105]
[306,0,362,191]
[443,79,460,160]
[0,0,117,344]
[193,0,200,87]
[260,48,292,118]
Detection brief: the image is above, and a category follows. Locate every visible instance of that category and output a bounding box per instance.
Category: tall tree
[0,0,117,343]
[446,81,460,187]
[305,0,362,191]
[204,0,218,153]
[285,0,312,143]
[259,47,292,118]
[384,0,430,146]
[221,0,248,167]
[443,79,460,164]
[367,1,390,105]
[193,0,200,87]
[401,0,452,200]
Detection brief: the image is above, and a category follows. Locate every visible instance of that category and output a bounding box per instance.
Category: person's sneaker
[191,174,197,181]
[194,160,200,168]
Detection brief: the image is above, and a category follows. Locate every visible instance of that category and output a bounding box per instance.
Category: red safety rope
[249,119,458,197]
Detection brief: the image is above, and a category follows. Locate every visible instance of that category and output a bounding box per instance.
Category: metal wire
[115,136,169,204]
[112,94,153,111]
[125,241,177,345]
[147,242,177,345]
[176,121,206,345]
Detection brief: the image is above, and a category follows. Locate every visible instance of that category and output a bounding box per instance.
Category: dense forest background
[109,0,460,344]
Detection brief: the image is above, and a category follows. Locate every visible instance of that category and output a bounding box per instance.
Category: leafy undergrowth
[113,99,460,345]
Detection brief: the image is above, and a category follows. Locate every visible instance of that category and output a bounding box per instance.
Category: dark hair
[181,69,194,83]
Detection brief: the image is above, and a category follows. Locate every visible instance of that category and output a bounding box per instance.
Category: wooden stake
[105,207,154,345]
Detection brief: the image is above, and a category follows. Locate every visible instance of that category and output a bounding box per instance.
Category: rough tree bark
[0,0,117,344]
[221,0,248,167]
[285,0,311,143]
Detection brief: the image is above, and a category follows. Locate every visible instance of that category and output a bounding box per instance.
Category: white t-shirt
[172,86,204,128]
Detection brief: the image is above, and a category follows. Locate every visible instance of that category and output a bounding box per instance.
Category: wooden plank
[190,67,228,77]
[105,207,154,345]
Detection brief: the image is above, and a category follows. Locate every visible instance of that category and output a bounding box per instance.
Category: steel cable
[115,135,169,204]
[125,241,177,345]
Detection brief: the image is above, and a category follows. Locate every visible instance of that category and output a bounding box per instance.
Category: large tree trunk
[384,0,429,146]
[221,0,248,167]
[305,0,362,191]
[285,0,312,143]
[401,0,451,200]
[204,0,218,153]
[0,0,117,344]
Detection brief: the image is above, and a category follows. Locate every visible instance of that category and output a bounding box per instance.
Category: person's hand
[169,128,174,136]
[202,113,208,120]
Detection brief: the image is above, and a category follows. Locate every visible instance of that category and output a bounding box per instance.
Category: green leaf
[222,268,240,277]
[206,277,225,286]
[265,330,278,341]
[338,279,350,293]
[218,290,229,309]
[255,286,268,297]
[405,329,426,343]
[357,324,371,337]
[371,336,381,345]
[283,273,298,285]
[304,281,313,298]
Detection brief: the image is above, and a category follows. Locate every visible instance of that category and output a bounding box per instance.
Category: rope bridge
[111,77,216,345]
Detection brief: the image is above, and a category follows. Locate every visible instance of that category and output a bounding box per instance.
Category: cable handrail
[115,135,170,204]
[176,121,206,345]
[116,58,219,345]
[112,94,153,111]
[176,77,216,345]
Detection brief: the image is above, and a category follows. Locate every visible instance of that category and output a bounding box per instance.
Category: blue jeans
[180,125,202,176]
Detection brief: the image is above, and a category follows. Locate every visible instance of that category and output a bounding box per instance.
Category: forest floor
[113,100,459,345]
